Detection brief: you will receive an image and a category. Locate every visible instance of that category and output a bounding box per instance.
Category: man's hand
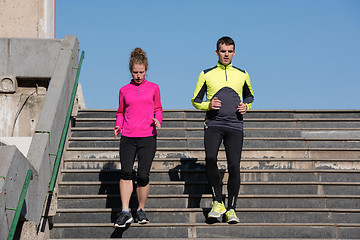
[237,102,247,114]
[209,97,222,110]
[114,126,120,139]
[153,118,161,129]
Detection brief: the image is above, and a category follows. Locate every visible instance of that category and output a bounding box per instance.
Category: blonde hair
[129,47,148,72]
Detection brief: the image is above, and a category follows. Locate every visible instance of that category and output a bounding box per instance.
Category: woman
[113,48,163,228]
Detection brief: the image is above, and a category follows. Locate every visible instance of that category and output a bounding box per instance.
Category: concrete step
[76,109,360,120]
[50,238,352,240]
[63,157,360,171]
[50,239,355,240]
[73,117,360,129]
[57,194,360,209]
[61,169,360,183]
[71,127,360,138]
[58,180,360,196]
[67,136,360,149]
[64,148,360,163]
[76,109,204,119]
[50,222,360,239]
[51,109,360,239]
[54,208,360,224]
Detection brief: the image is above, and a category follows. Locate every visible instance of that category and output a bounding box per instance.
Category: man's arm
[191,71,210,110]
[242,71,254,111]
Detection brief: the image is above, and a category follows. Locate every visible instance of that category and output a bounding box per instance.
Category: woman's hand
[114,126,121,139]
[152,118,161,129]
[237,102,247,114]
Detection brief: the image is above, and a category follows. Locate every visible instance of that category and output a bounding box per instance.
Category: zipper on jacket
[225,65,228,81]
[137,85,139,94]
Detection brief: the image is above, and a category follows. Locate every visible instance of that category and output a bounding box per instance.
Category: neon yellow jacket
[191,61,254,130]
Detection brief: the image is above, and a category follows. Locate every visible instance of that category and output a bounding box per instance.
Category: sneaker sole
[226,218,240,224]
[138,219,149,224]
[114,217,134,228]
[208,209,226,218]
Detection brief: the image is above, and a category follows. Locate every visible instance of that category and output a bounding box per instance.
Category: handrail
[7,170,33,240]
[49,50,85,192]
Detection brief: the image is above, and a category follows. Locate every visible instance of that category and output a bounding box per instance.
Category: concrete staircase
[50,109,360,239]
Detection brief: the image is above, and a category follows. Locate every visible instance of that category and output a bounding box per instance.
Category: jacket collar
[130,78,147,86]
[217,61,232,70]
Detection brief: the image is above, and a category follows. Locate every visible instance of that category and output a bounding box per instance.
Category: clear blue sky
[56,0,360,110]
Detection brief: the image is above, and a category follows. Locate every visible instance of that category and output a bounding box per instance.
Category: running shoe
[225,209,240,223]
[114,211,133,228]
[136,209,149,224]
[208,201,226,218]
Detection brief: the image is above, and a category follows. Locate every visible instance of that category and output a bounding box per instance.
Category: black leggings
[204,126,244,209]
[119,136,157,186]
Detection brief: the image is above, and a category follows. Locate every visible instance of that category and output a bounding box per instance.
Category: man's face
[216,44,235,65]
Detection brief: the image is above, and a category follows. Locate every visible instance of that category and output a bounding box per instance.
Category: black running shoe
[114,211,133,228]
[136,209,149,224]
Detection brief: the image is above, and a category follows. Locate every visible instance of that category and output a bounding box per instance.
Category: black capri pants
[119,136,157,186]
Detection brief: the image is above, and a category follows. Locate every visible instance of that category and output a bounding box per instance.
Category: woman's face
[131,64,146,84]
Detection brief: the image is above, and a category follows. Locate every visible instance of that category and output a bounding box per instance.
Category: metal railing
[49,50,85,192]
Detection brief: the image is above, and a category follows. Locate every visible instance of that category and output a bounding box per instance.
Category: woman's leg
[119,136,137,210]
[136,184,150,210]
[120,179,133,210]
[136,136,156,209]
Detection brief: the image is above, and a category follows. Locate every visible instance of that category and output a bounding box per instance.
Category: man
[191,36,254,223]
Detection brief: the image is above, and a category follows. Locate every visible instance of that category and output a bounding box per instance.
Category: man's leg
[223,128,243,210]
[223,128,243,224]
[204,126,224,202]
[204,126,226,219]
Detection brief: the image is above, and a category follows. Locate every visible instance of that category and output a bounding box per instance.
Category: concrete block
[18,221,37,240]
[8,38,61,77]
[26,35,80,224]
[0,39,8,74]
[0,137,32,156]
[0,146,35,240]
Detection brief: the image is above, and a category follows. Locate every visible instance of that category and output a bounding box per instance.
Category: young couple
[113,36,254,228]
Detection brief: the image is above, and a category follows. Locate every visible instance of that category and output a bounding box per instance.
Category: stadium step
[50,109,360,239]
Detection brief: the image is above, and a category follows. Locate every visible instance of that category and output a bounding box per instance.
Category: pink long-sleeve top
[115,79,163,137]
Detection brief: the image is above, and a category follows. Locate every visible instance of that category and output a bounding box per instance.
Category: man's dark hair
[217,36,235,51]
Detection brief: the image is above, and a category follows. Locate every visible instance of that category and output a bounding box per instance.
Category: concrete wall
[0,38,62,137]
[0,38,61,77]
[0,146,36,240]
[0,35,80,238]
[0,0,55,38]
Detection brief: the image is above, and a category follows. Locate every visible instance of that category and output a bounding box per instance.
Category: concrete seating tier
[50,109,360,239]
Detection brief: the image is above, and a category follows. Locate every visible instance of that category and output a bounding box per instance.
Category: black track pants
[119,136,156,186]
[204,126,244,209]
